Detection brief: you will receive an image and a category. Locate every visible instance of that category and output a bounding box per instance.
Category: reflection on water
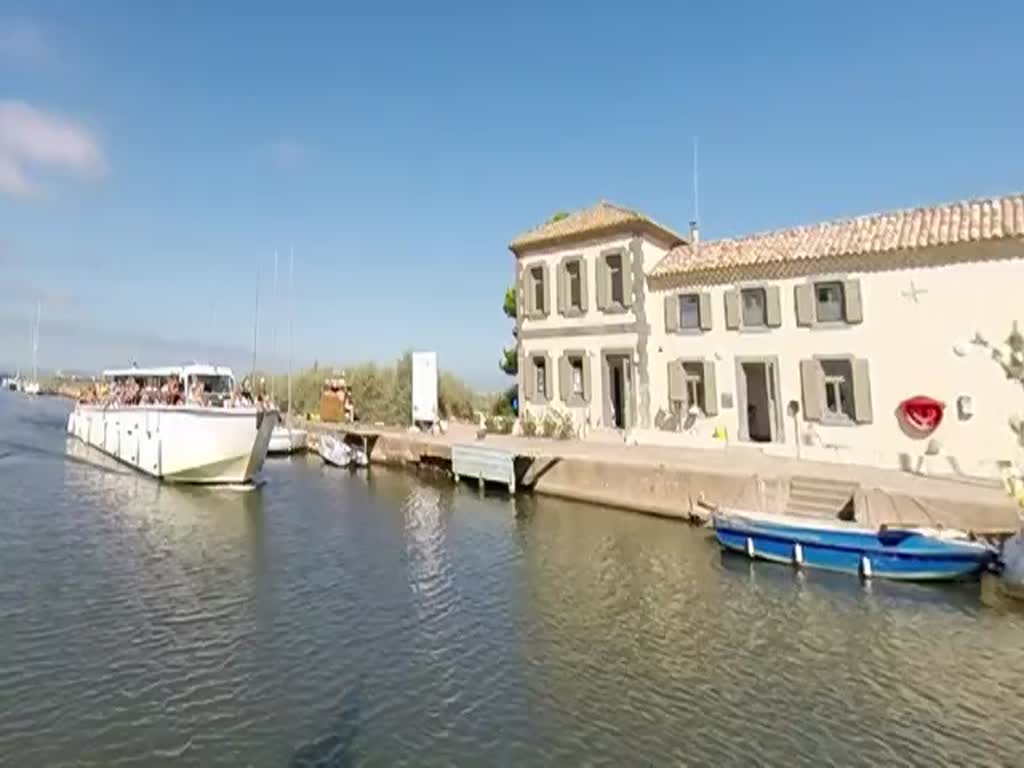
[1,393,1023,766]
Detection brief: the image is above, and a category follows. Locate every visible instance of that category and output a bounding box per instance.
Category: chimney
[689,220,699,245]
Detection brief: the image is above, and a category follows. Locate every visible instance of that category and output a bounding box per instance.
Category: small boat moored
[711,508,997,582]
[317,433,368,469]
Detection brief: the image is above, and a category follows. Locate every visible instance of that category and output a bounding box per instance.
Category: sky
[1,0,1023,388]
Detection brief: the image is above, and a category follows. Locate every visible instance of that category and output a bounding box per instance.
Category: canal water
[1,393,1022,767]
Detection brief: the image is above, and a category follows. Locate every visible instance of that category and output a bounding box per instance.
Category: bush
[520,412,538,437]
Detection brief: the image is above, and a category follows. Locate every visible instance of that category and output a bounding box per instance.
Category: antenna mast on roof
[690,136,700,250]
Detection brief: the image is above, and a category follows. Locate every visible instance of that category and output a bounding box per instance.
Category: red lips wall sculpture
[899,396,945,435]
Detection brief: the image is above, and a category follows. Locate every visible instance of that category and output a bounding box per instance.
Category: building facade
[510,194,1024,479]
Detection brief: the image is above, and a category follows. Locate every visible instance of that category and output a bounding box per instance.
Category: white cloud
[271,139,307,171]
[0,20,52,67]
[0,100,106,199]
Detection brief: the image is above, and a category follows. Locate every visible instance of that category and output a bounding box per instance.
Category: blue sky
[1,0,1022,387]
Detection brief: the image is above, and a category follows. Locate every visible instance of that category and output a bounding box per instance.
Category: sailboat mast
[287,245,294,423]
[250,264,260,394]
[32,300,41,382]
[270,251,278,405]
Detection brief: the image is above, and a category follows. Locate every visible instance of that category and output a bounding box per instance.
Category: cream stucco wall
[516,232,671,429]
[646,242,1024,478]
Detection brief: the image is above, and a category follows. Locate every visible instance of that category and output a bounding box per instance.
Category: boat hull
[712,511,995,581]
[67,405,277,484]
[268,427,308,455]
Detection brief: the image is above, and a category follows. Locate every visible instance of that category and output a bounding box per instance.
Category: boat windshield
[193,375,233,395]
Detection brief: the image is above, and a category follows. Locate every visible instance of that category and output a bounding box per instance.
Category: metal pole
[250,263,260,393]
[287,245,294,423]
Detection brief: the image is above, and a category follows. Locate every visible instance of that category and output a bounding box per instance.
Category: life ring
[899,395,945,435]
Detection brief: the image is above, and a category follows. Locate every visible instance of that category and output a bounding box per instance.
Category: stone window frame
[666,357,719,418]
[558,349,590,407]
[800,353,873,426]
[526,352,552,404]
[725,282,783,333]
[596,246,631,315]
[795,275,864,329]
[557,255,587,318]
[524,263,550,320]
[664,291,713,335]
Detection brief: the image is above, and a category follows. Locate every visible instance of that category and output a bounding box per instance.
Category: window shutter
[543,353,553,400]
[556,262,567,316]
[765,286,782,327]
[795,284,814,326]
[579,262,590,312]
[724,290,740,329]
[558,354,570,402]
[621,251,633,307]
[596,258,609,311]
[843,279,863,324]
[800,359,823,421]
[581,356,591,402]
[699,292,713,330]
[540,265,551,317]
[664,295,680,333]
[523,359,535,403]
[702,360,718,416]
[851,358,873,423]
[667,361,686,406]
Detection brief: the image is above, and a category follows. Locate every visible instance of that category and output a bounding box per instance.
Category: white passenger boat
[66,364,277,484]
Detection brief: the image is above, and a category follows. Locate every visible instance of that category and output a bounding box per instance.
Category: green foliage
[520,411,538,437]
[484,414,513,434]
[548,211,570,223]
[503,287,517,319]
[499,346,518,376]
[490,385,517,417]
[257,351,479,426]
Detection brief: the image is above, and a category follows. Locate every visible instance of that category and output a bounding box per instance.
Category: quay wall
[303,422,1018,535]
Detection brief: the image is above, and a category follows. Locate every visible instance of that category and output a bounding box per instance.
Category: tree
[499,285,518,376]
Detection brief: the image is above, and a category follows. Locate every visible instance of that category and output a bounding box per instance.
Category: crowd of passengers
[77,375,267,409]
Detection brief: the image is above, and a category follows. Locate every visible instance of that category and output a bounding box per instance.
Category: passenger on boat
[190,379,207,407]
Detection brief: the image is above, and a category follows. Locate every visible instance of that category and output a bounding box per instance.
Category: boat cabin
[102,364,236,407]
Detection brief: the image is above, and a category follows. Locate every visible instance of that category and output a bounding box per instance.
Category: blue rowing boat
[711,509,996,581]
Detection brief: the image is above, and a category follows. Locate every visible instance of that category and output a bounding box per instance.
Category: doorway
[603,352,633,430]
[737,358,781,443]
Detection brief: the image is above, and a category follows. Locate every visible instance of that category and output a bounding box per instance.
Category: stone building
[509,193,1024,479]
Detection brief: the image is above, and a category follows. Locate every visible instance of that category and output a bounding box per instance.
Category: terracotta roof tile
[651,193,1024,278]
[510,200,685,253]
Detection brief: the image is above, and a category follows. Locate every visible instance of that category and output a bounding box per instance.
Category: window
[607,253,624,306]
[566,260,582,311]
[530,266,546,315]
[682,362,706,414]
[533,357,547,400]
[741,287,767,327]
[815,281,845,323]
[569,357,584,397]
[821,359,854,420]
[679,293,701,330]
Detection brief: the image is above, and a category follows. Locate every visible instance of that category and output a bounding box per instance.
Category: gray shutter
[724,290,740,329]
[800,359,823,421]
[702,360,718,416]
[540,264,551,317]
[581,355,592,402]
[558,354,570,402]
[523,358,535,403]
[664,295,680,333]
[851,358,873,423]
[765,286,782,327]
[699,292,713,330]
[667,361,686,406]
[556,262,567,316]
[596,258,609,311]
[543,353,553,400]
[518,269,527,319]
[795,284,814,326]
[844,279,863,324]
[579,262,589,312]
[621,251,633,307]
